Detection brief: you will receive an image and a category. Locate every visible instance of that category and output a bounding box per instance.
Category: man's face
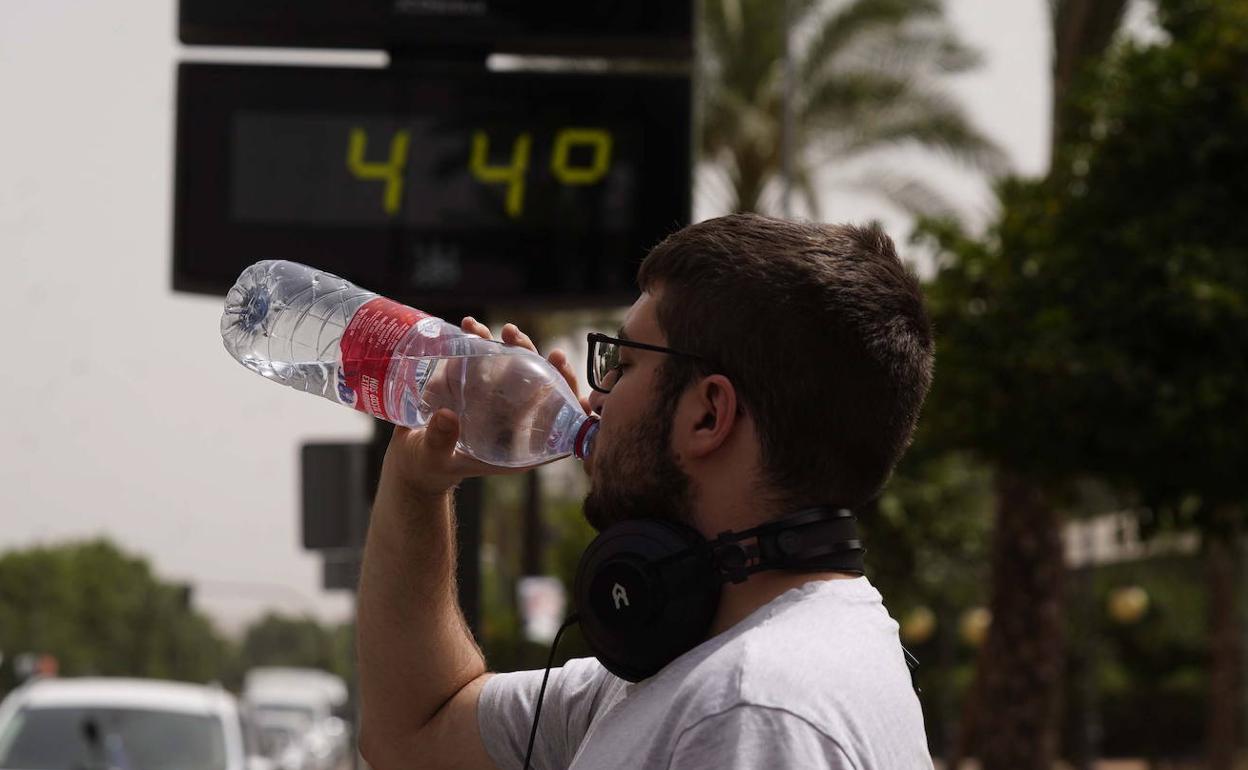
[583,288,695,532]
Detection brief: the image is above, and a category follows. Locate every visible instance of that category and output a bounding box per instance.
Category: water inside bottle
[235,357,340,403]
[387,352,587,467]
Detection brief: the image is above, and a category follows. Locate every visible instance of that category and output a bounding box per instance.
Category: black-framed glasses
[586,332,705,394]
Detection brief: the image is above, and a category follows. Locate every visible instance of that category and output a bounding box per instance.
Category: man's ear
[679,374,739,459]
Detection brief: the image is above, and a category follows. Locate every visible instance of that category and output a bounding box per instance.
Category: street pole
[1238,528,1247,762]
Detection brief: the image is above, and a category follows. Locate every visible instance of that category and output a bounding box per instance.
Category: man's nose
[588,388,605,415]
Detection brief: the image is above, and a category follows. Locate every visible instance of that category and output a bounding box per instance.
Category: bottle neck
[573,414,600,461]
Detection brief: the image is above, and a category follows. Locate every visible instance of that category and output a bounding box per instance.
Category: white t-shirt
[477,577,934,769]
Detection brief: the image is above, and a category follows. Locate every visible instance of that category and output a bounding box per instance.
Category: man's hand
[382,316,587,498]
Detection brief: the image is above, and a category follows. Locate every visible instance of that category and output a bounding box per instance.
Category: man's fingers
[462,317,535,354]
[465,318,538,356]
[547,348,582,395]
[500,323,538,353]
[548,349,593,414]
[459,319,587,413]
[462,316,493,341]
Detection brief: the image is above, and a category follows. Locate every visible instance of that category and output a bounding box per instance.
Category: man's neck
[708,569,859,637]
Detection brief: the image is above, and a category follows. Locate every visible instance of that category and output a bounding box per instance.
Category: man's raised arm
[355,316,584,770]
[355,410,499,770]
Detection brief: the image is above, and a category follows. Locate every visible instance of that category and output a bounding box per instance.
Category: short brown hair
[637,213,933,510]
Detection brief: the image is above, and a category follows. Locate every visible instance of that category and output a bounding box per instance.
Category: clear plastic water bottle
[221,260,598,468]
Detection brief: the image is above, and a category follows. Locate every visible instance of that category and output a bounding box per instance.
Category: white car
[242,669,349,770]
[252,712,331,770]
[241,670,345,712]
[0,677,270,770]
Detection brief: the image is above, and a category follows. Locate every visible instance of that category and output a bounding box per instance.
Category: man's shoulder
[650,578,930,766]
[662,578,914,721]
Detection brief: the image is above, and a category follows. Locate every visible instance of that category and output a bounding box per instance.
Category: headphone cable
[523,613,580,770]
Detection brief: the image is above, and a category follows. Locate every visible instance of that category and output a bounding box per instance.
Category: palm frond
[799,0,943,85]
[842,170,959,217]
[834,89,1009,173]
[701,86,757,157]
[838,26,984,77]
[701,0,790,106]
[698,0,998,220]
[798,70,915,129]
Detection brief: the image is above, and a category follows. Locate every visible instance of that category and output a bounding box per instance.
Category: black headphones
[571,506,865,682]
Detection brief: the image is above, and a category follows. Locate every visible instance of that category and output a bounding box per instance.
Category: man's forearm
[356,467,486,760]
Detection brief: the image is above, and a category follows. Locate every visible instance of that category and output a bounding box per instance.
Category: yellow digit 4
[346,128,410,215]
[470,131,532,219]
[551,128,613,185]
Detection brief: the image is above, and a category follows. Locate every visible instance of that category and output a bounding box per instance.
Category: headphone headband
[708,506,865,584]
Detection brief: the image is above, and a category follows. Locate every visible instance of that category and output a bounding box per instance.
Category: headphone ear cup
[573,519,721,682]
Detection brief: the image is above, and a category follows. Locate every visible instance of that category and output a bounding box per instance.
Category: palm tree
[698,0,1006,219]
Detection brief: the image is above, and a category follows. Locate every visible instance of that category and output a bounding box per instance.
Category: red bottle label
[339,297,429,421]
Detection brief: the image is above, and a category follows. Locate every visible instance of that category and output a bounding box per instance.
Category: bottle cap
[573,415,600,461]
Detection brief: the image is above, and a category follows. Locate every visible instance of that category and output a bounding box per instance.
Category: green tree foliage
[866,451,993,615]
[918,0,1248,764]
[923,0,1248,522]
[865,450,994,756]
[0,540,230,692]
[232,613,353,686]
[699,0,1004,216]
[1075,555,1208,760]
[1048,0,1248,523]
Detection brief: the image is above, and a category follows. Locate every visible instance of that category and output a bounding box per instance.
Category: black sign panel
[322,549,363,591]
[179,0,692,57]
[301,442,369,550]
[174,63,690,307]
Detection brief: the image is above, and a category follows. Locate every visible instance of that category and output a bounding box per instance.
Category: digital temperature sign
[173,63,691,307]
[179,0,692,58]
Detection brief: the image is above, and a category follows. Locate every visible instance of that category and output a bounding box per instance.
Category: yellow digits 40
[469,128,614,219]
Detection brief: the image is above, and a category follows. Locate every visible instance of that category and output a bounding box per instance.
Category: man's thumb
[425,409,459,452]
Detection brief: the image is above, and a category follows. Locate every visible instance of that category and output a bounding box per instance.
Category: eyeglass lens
[594,338,621,390]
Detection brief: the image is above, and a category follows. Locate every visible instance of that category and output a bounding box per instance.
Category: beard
[582,385,695,533]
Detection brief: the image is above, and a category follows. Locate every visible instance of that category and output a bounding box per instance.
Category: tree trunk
[948,642,986,770]
[1206,527,1241,770]
[968,469,1066,770]
[1049,0,1129,161]
[732,145,771,214]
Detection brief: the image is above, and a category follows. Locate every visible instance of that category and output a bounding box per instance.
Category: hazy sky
[1,0,1112,634]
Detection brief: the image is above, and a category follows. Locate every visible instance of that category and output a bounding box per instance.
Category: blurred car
[242,669,348,770]
[252,717,312,770]
[241,671,345,714]
[250,713,319,768]
[0,677,273,770]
